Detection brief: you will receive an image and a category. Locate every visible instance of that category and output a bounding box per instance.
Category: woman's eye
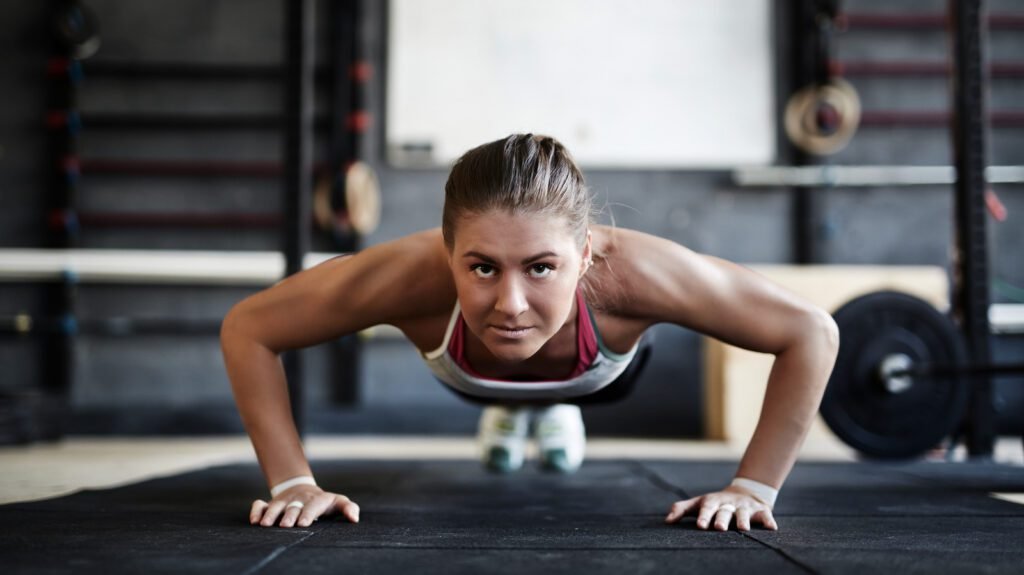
[528,264,553,278]
[471,264,496,278]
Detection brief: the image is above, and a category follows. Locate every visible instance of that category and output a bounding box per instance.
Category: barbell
[820,290,1024,460]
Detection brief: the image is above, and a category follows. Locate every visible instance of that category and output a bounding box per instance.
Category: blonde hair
[442,134,592,251]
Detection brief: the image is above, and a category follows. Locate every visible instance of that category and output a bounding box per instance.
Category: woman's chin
[483,338,541,364]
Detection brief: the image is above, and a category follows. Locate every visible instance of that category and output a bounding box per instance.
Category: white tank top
[420,300,639,401]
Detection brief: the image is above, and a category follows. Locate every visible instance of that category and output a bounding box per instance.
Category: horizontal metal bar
[0,314,403,340]
[991,304,1024,335]
[80,61,332,82]
[69,212,341,230]
[836,60,1024,78]
[842,13,1024,30]
[0,249,343,285]
[860,111,1024,128]
[732,165,1024,187]
[78,159,328,178]
[0,315,223,336]
[75,212,281,229]
[79,113,331,131]
[892,363,1024,378]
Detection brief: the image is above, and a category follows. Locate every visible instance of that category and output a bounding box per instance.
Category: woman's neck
[463,295,580,380]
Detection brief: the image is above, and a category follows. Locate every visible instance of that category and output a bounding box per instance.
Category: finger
[279,504,304,528]
[296,494,335,528]
[764,509,779,530]
[753,508,779,531]
[250,500,269,525]
[259,500,288,527]
[334,495,360,523]
[735,507,752,531]
[696,502,719,530]
[664,497,701,523]
[714,508,735,531]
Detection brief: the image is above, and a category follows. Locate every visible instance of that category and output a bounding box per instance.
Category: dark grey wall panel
[84,0,284,63]
[0,2,49,248]
[817,186,955,264]
[72,336,228,406]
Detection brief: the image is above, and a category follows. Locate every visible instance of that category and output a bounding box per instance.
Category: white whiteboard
[386,0,775,169]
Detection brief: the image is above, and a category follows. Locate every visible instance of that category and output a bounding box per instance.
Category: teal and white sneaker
[477,405,531,473]
[533,404,586,473]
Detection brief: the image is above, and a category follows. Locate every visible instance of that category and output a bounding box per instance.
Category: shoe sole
[484,446,524,473]
[539,448,581,474]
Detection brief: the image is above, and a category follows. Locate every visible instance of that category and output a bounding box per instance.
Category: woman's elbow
[220,303,257,350]
[807,307,840,360]
[220,301,289,357]
[784,307,839,355]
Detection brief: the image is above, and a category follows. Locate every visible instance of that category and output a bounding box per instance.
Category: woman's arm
[607,229,840,530]
[220,229,452,527]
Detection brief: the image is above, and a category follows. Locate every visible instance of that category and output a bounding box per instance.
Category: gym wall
[0,0,1021,438]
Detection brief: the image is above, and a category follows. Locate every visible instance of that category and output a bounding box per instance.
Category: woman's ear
[580,229,593,277]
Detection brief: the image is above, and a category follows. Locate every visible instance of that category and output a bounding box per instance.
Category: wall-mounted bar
[841,12,1024,30]
[0,249,341,285]
[837,61,1024,78]
[733,165,1024,187]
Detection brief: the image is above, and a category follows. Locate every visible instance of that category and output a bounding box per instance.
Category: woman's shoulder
[377,226,448,264]
[358,228,458,349]
[592,224,672,256]
[585,225,693,322]
[588,224,677,283]
[361,227,456,315]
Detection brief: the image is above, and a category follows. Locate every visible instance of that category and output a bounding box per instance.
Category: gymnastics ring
[314,161,381,238]
[784,78,861,156]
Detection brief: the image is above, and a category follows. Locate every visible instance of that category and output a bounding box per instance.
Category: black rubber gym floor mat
[1,459,1022,574]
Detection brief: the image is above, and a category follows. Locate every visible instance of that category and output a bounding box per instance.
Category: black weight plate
[820,291,969,459]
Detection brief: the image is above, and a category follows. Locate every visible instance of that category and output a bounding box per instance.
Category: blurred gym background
[0,0,1021,453]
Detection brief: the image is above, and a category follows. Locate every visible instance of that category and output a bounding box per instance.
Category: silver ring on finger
[718,504,737,513]
[286,501,305,510]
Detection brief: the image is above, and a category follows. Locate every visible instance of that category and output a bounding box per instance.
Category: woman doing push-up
[221,133,840,533]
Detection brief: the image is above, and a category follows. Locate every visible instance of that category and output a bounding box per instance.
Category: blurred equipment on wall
[784,0,861,156]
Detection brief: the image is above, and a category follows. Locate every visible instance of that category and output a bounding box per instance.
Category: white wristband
[730,477,778,508]
[270,475,317,498]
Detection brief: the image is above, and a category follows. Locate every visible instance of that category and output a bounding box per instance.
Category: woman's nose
[494,277,528,317]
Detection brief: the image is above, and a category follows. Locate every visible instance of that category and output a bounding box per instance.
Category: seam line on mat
[242,531,318,575]
[627,460,821,575]
[299,544,751,551]
[624,459,691,500]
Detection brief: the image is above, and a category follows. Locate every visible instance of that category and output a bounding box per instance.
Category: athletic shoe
[533,404,586,473]
[477,405,530,473]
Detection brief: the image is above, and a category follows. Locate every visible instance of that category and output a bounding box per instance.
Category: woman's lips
[489,325,534,339]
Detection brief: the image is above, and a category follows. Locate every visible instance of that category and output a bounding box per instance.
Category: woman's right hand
[250,484,360,528]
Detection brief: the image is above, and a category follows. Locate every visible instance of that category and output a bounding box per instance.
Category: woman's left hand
[663,486,778,531]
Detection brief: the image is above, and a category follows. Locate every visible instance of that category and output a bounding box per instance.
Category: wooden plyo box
[702,265,950,454]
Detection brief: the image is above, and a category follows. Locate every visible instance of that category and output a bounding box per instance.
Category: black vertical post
[790,0,819,264]
[328,0,362,406]
[332,0,356,181]
[949,0,994,459]
[41,0,87,442]
[788,0,841,264]
[282,0,315,435]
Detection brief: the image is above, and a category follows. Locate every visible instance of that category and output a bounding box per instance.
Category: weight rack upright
[950,0,996,459]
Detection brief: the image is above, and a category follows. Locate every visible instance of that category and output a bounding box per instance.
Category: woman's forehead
[453,210,577,255]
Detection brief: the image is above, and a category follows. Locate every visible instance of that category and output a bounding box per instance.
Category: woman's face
[448,209,590,364]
